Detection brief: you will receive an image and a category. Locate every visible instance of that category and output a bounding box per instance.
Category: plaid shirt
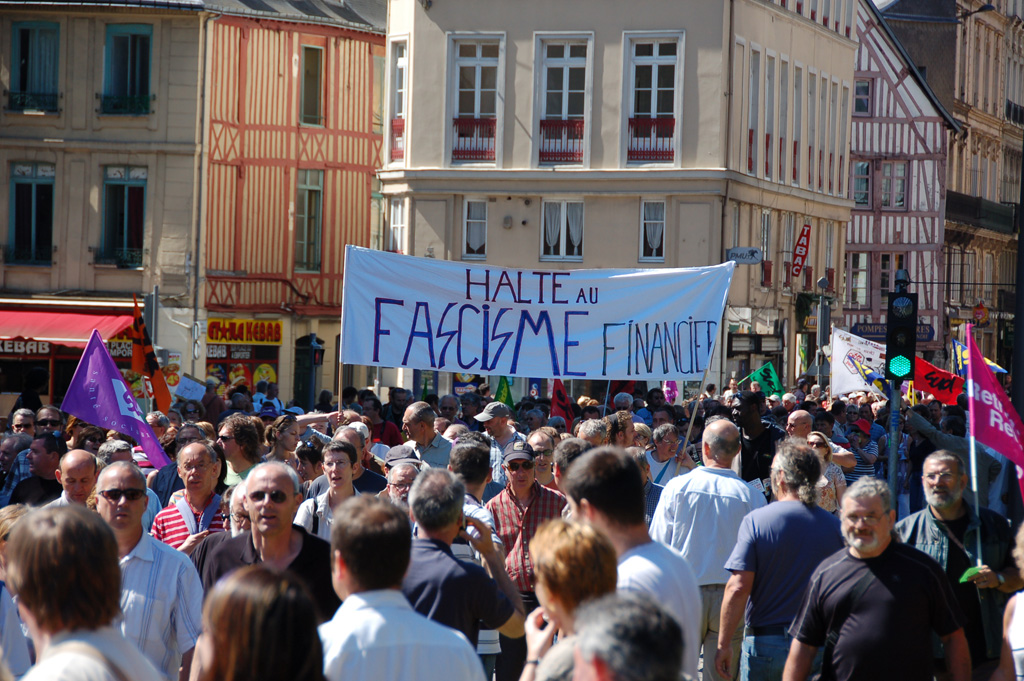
[643,480,664,529]
[0,450,31,507]
[486,481,566,592]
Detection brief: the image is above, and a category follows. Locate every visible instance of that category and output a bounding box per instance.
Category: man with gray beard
[895,451,1022,678]
[784,478,969,681]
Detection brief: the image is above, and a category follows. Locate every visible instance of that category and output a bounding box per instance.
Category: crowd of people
[0,374,1022,681]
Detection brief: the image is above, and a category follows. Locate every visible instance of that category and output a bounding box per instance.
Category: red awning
[0,311,134,348]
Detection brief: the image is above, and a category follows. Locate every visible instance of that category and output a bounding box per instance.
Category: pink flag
[62,330,172,468]
[965,325,1024,498]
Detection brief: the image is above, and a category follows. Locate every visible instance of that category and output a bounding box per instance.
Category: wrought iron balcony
[539,119,585,163]
[391,118,405,161]
[95,248,144,268]
[1,244,52,266]
[100,94,152,115]
[6,91,59,113]
[451,117,496,162]
[946,190,1016,235]
[627,117,674,162]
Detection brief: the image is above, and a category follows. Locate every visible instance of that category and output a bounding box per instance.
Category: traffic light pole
[888,379,900,508]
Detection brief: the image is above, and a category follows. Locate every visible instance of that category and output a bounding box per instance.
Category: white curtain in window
[643,202,664,252]
[27,28,59,93]
[544,203,562,254]
[566,202,584,255]
[466,202,486,251]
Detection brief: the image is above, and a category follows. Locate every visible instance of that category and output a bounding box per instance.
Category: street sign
[726,247,763,265]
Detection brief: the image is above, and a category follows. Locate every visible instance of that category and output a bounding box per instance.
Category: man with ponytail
[714,442,844,681]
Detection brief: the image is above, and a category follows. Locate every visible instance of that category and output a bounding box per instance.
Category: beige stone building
[378,0,857,394]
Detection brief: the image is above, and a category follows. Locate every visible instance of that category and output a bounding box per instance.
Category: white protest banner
[830,328,886,396]
[340,246,735,380]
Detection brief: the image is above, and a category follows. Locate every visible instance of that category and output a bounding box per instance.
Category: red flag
[913,357,964,405]
[550,379,574,422]
[609,380,636,399]
[131,295,172,414]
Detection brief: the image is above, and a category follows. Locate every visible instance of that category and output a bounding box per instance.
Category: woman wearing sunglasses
[806,431,846,516]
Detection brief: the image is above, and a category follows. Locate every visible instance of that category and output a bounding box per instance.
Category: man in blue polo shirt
[401,468,525,649]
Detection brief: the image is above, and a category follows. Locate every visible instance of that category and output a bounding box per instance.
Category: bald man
[785,410,813,441]
[49,449,99,507]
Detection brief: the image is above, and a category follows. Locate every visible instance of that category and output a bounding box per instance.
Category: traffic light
[885,291,918,380]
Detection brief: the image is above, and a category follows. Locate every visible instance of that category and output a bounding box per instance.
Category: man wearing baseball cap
[475,401,526,487]
[844,418,879,485]
[485,440,566,681]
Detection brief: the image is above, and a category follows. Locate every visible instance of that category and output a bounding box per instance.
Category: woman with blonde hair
[522,519,618,681]
[193,565,325,681]
[806,431,846,515]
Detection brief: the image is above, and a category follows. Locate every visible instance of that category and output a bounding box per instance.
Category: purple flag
[62,330,172,468]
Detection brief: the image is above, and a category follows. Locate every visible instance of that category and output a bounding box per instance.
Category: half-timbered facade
[201,9,385,403]
[842,0,959,359]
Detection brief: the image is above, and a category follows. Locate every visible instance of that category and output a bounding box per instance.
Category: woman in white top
[992,525,1024,681]
[294,441,359,540]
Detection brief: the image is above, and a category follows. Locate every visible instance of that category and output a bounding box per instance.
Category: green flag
[421,375,430,401]
[494,376,515,409]
[749,362,783,396]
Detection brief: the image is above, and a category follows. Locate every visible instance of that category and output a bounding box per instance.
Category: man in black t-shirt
[730,391,785,498]
[10,432,65,506]
[895,451,1021,677]
[785,477,969,681]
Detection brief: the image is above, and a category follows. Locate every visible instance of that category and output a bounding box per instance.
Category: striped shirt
[486,482,566,592]
[150,497,225,550]
[845,441,879,485]
[119,533,204,681]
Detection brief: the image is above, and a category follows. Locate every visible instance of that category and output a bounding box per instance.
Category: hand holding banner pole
[965,323,984,566]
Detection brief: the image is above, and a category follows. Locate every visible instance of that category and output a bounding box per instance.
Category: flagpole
[674,349,717,478]
[965,323,983,566]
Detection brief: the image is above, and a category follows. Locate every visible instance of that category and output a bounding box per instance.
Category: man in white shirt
[563,446,701,681]
[647,424,695,484]
[320,495,485,681]
[650,419,766,681]
[49,449,99,507]
[95,462,203,681]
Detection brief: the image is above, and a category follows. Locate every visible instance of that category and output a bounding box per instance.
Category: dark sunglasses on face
[37,419,61,427]
[99,488,147,502]
[506,460,535,472]
[249,489,289,504]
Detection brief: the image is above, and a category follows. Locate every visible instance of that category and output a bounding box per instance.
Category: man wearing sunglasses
[95,461,203,681]
[485,441,566,681]
[200,461,340,623]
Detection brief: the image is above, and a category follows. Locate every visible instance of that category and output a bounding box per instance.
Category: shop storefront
[205,318,282,396]
[1,306,134,416]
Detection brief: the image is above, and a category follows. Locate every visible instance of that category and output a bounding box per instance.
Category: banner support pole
[675,345,717,477]
[965,323,984,566]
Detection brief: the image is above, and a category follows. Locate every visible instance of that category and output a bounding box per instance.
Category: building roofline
[0,1,385,33]
[866,0,962,133]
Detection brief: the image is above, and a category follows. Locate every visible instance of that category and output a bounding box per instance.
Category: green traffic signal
[888,355,912,378]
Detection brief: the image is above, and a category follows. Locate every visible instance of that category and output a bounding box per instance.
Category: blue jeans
[740,633,823,681]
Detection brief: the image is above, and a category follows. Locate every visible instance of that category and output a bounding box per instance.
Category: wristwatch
[997,573,1006,586]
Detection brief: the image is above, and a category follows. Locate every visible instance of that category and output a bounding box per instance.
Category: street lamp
[957,3,995,20]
